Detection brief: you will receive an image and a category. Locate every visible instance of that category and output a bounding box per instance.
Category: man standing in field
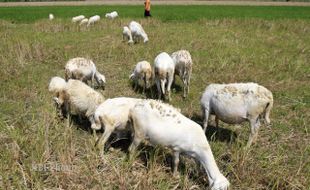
[144,0,151,17]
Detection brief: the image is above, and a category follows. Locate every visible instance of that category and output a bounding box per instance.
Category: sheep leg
[215,116,219,128]
[167,74,174,101]
[97,127,113,157]
[246,117,260,148]
[182,77,187,98]
[160,79,166,100]
[128,135,143,160]
[264,102,272,125]
[203,108,210,132]
[172,151,180,177]
[89,116,98,141]
[143,76,147,95]
[155,80,162,100]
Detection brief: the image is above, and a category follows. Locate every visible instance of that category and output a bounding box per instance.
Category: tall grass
[0,16,309,189]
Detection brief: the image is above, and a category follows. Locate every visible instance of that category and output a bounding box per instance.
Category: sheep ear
[129,73,134,79]
[53,97,60,106]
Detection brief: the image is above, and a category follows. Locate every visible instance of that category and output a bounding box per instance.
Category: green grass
[0,5,310,23]
[0,6,310,190]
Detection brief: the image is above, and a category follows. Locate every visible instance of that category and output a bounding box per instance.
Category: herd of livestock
[48,13,274,190]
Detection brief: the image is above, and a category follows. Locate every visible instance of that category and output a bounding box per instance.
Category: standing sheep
[93,97,140,156]
[129,61,152,94]
[129,21,149,43]
[128,99,230,190]
[154,52,175,101]
[79,18,89,26]
[122,26,134,44]
[65,57,106,90]
[171,50,193,98]
[105,11,118,19]
[52,79,105,138]
[200,83,273,148]
[49,14,54,20]
[87,15,100,27]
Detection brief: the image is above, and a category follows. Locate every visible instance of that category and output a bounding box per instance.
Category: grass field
[0,5,310,190]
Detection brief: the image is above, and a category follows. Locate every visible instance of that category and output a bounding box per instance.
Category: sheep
[122,26,134,44]
[52,79,105,138]
[171,50,193,98]
[154,52,175,101]
[105,11,118,19]
[79,18,89,26]
[48,76,67,118]
[93,97,140,156]
[129,21,149,43]
[129,61,152,94]
[64,57,106,90]
[87,15,100,27]
[72,15,85,23]
[49,14,54,20]
[200,82,274,148]
[128,99,230,190]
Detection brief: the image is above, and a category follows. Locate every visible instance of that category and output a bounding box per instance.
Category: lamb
[200,82,274,148]
[105,11,118,19]
[129,21,149,43]
[52,79,105,138]
[129,61,152,94]
[64,57,106,90]
[92,97,140,156]
[171,50,193,98]
[79,18,89,26]
[72,15,85,23]
[128,99,230,190]
[87,15,100,27]
[122,26,134,44]
[49,14,54,20]
[154,52,175,101]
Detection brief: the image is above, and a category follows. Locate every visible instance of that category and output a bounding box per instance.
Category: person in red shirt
[144,0,151,17]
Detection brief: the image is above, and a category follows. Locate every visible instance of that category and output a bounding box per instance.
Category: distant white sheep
[122,26,133,44]
[200,82,273,148]
[87,15,100,27]
[129,61,152,94]
[49,14,54,20]
[129,21,149,43]
[128,99,230,190]
[105,11,118,19]
[93,97,140,156]
[52,79,105,138]
[64,57,106,90]
[171,50,193,98]
[154,52,175,101]
[79,18,89,26]
[72,15,85,23]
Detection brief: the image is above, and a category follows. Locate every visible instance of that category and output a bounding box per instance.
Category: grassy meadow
[0,5,310,190]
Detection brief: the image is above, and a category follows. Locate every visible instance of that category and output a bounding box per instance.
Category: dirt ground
[0,0,309,7]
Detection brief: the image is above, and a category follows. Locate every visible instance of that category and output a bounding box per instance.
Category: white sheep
[64,57,106,90]
[200,82,274,148]
[129,21,149,43]
[154,52,175,101]
[93,97,140,156]
[105,11,118,19]
[48,76,68,118]
[128,99,230,190]
[171,50,193,98]
[79,18,89,26]
[49,14,54,20]
[129,60,152,94]
[72,15,85,23]
[52,79,105,138]
[87,15,100,27]
[122,26,134,44]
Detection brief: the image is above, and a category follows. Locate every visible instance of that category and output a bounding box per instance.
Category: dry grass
[0,17,309,189]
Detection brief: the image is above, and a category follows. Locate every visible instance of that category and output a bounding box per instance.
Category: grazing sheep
[64,57,106,90]
[154,52,175,101]
[72,15,85,23]
[79,18,89,26]
[87,15,100,27]
[171,50,193,98]
[128,99,230,190]
[53,79,105,138]
[129,21,149,43]
[200,83,274,148]
[48,76,67,118]
[49,14,54,20]
[122,26,134,44]
[93,97,140,156]
[105,11,118,19]
[129,61,152,94]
